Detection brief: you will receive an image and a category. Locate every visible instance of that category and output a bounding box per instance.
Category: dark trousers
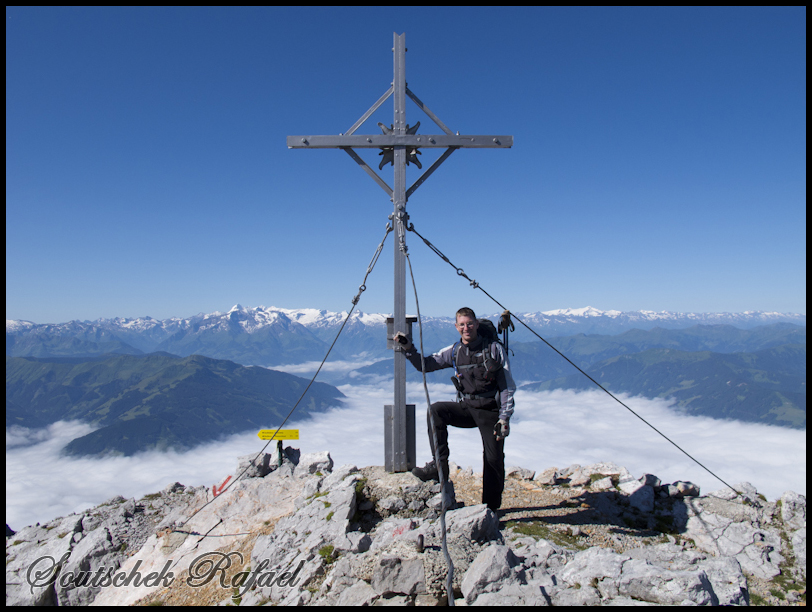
[427,400,505,511]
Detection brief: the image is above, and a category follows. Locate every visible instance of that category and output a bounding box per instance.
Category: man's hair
[456,307,476,320]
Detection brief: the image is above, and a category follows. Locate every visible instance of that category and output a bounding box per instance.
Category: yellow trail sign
[258,429,299,441]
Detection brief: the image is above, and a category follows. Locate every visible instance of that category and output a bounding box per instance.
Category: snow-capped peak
[6,320,36,332]
[7,306,805,338]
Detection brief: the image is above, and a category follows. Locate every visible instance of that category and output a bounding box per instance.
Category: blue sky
[6,7,806,323]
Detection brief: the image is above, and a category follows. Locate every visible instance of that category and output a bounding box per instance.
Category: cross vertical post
[391,33,412,473]
[286,32,512,473]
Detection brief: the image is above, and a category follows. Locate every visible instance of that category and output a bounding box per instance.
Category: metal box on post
[385,316,417,472]
[386,316,418,350]
[384,403,415,473]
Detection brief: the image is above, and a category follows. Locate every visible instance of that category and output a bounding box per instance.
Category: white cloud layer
[5,384,806,531]
[271,357,379,376]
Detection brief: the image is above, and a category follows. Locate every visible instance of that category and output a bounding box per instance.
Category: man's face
[455,315,479,344]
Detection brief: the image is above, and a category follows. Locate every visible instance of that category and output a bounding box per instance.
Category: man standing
[394,307,516,512]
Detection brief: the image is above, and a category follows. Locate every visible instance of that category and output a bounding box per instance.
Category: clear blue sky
[6,7,806,323]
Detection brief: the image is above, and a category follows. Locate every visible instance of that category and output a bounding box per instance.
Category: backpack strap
[482,341,502,377]
[451,341,462,400]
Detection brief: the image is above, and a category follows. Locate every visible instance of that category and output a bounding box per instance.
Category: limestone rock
[617,558,715,605]
[461,544,520,604]
[369,518,419,552]
[444,504,500,543]
[371,555,426,596]
[639,473,662,489]
[57,527,123,606]
[559,464,582,478]
[560,546,626,594]
[791,528,806,570]
[506,466,535,480]
[378,495,406,514]
[162,482,185,494]
[5,521,74,606]
[591,476,615,491]
[322,464,359,491]
[680,494,785,579]
[780,490,806,531]
[294,451,334,478]
[473,582,549,606]
[235,452,273,478]
[533,467,558,485]
[552,584,602,606]
[336,580,379,606]
[617,477,655,512]
[672,480,701,497]
[512,537,570,571]
[569,462,632,487]
[627,543,748,605]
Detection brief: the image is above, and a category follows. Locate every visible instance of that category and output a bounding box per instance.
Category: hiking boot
[412,460,439,482]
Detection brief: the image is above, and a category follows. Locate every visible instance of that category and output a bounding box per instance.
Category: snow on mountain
[7,305,805,341]
[514,307,805,330]
[5,320,36,333]
[539,306,622,318]
[269,306,389,328]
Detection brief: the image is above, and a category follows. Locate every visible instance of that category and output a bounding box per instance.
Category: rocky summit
[5,451,806,606]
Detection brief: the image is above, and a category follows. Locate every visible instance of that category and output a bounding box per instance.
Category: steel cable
[172,223,393,536]
[406,222,740,494]
[404,246,456,606]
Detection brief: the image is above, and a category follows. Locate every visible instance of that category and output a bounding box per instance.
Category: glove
[393,331,413,352]
[498,310,514,334]
[494,419,510,441]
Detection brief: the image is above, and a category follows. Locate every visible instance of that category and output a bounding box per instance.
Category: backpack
[476,318,501,345]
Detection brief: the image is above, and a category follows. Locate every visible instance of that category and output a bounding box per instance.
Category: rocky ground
[6,450,807,606]
[454,465,806,606]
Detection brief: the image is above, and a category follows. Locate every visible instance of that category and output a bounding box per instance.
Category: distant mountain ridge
[6,352,344,457]
[6,305,806,365]
[521,343,806,429]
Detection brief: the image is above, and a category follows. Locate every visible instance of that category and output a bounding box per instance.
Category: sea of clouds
[6,384,806,530]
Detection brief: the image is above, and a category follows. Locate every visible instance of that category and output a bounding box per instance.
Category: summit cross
[287,32,512,472]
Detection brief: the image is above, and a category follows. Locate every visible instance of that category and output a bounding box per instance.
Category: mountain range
[6,306,806,445]
[6,305,806,366]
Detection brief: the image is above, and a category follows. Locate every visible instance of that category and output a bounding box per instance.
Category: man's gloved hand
[494,419,510,441]
[393,331,413,352]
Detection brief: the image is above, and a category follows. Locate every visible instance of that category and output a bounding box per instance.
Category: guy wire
[404,247,456,606]
[406,222,740,495]
[172,223,393,536]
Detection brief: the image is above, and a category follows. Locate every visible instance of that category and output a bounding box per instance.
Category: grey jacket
[404,339,516,422]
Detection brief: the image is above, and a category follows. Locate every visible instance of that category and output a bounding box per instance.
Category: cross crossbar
[287,134,512,149]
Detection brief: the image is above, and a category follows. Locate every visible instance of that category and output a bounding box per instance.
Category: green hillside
[522,344,806,428]
[6,352,344,456]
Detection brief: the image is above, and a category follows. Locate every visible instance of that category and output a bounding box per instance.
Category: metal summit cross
[287,33,512,473]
